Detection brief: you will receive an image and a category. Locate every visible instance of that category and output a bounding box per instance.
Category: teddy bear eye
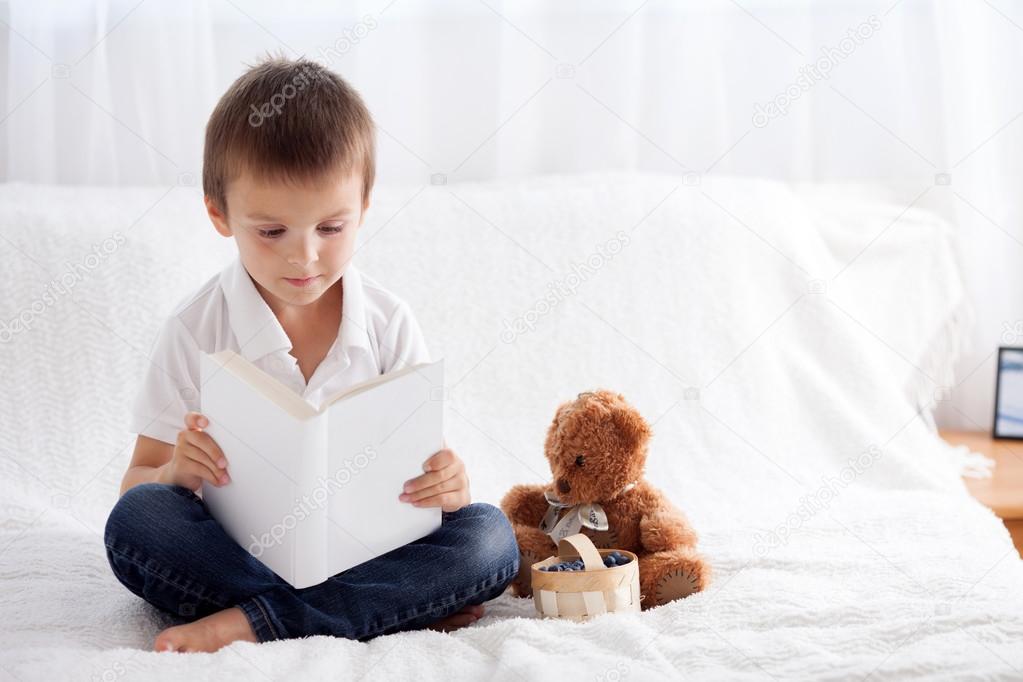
[575,455,585,467]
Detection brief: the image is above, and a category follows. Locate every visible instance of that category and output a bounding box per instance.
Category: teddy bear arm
[499,483,551,527]
[639,509,699,553]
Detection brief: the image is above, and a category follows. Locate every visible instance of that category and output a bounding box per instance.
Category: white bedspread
[1,173,1020,680]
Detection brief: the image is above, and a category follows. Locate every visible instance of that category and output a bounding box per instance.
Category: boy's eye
[256,225,344,239]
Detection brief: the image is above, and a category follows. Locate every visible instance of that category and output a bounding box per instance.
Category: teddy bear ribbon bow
[539,481,637,542]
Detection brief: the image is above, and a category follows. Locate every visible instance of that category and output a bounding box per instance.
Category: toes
[154,631,180,653]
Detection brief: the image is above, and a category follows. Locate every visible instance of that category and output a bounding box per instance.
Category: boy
[103,56,519,653]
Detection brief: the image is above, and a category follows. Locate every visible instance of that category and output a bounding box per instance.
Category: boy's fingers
[411,491,464,512]
[403,467,455,494]
[184,444,228,485]
[179,452,219,488]
[423,448,455,472]
[189,460,225,488]
[182,429,228,468]
[401,474,465,503]
[184,412,208,430]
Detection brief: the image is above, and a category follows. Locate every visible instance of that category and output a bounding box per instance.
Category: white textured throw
[0,174,1020,679]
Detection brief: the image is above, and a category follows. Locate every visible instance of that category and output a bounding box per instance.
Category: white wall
[2,0,1021,429]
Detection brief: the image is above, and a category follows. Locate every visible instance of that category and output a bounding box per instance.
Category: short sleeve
[127,315,201,445]
[378,300,431,374]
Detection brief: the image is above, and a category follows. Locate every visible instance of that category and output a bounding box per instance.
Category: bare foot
[154,606,258,653]
[423,604,485,632]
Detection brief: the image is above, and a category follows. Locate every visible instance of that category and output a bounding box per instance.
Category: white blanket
[0,173,1020,680]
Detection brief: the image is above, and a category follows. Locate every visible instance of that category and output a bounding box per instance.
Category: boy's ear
[205,196,233,237]
[358,195,372,226]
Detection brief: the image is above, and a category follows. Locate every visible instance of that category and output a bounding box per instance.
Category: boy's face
[206,168,369,311]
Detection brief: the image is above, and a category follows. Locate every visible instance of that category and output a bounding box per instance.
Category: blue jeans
[104,482,520,642]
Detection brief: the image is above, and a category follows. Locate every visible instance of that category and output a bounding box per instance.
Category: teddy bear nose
[557,478,571,494]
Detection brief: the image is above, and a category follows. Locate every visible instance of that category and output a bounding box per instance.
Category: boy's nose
[287,239,318,267]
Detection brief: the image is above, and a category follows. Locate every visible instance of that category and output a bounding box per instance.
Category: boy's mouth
[283,275,320,288]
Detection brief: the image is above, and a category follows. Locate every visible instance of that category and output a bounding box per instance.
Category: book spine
[291,412,330,589]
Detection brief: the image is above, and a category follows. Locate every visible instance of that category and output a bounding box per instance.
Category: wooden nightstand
[940,429,1023,558]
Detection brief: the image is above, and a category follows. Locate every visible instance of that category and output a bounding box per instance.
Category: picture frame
[993,346,1023,440]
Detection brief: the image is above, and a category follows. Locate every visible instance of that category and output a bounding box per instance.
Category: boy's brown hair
[203,55,375,215]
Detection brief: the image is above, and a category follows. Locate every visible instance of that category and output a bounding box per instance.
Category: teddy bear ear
[610,403,652,450]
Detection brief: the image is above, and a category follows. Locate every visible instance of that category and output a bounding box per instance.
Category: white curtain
[2,0,1021,430]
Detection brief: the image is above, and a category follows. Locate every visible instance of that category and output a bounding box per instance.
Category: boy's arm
[120,414,230,496]
[119,435,173,496]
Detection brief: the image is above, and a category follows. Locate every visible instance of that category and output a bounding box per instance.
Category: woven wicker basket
[531,533,641,620]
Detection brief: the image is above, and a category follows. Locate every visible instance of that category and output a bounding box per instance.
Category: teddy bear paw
[652,564,705,605]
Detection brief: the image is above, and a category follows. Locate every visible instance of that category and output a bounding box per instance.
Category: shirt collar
[219,255,371,364]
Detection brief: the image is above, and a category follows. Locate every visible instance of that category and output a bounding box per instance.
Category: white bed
[1,173,1020,680]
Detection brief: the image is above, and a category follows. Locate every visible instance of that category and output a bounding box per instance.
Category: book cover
[199,350,445,588]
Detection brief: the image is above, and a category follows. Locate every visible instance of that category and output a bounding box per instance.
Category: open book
[198,350,444,589]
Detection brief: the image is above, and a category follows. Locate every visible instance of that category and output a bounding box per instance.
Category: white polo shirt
[129,255,431,445]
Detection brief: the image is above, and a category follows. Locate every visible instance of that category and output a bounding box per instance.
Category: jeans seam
[356,559,518,640]
[251,594,281,641]
[105,542,229,609]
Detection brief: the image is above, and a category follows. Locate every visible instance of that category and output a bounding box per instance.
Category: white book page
[199,352,327,587]
[324,360,444,574]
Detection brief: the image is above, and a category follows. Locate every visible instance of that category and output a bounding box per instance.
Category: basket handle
[557,533,606,571]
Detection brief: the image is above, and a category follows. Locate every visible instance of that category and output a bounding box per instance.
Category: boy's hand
[157,412,230,492]
[399,448,470,512]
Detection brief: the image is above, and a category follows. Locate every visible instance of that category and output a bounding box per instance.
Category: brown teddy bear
[500,390,711,610]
